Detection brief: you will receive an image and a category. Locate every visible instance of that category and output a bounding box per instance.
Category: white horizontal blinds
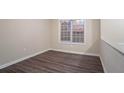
[60,20,71,42]
[72,20,84,43]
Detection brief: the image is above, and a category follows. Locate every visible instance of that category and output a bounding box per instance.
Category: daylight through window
[60,19,84,43]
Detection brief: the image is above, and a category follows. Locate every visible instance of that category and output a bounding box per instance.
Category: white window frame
[58,19,86,45]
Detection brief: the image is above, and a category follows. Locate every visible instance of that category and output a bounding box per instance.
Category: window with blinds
[60,19,84,43]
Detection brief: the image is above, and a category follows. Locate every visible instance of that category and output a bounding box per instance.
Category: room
[0,19,123,73]
[1,0,124,93]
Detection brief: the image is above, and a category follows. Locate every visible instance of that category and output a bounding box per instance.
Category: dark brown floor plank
[0,50,104,73]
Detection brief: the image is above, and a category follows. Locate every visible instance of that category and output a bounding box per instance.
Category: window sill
[60,42,86,45]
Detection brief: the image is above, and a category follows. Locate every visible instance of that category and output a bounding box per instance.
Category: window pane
[60,20,71,41]
[72,20,84,43]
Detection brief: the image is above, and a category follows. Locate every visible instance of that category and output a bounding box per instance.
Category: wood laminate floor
[0,50,104,73]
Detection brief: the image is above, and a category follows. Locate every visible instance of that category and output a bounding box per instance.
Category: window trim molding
[58,19,86,45]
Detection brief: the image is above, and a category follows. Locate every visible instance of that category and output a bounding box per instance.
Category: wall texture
[51,19,100,55]
[0,19,51,66]
[101,19,124,44]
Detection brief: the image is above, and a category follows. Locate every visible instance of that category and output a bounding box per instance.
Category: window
[60,19,84,44]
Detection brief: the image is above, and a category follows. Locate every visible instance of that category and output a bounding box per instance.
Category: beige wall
[51,19,100,55]
[101,19,124,43]
[0,19,51,65]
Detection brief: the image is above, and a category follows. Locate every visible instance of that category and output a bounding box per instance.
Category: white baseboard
[0,49,51,69]
[99,56,108,73]
[51,49,100,57]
